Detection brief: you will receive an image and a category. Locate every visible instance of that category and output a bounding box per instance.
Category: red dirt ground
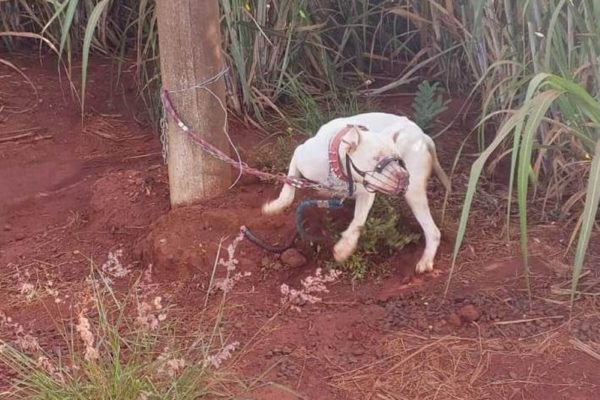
[1,54,600,399]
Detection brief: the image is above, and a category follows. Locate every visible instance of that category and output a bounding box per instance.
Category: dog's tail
[426,140,451,195]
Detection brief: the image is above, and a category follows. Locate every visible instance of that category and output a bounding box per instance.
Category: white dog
[262,112,450,274]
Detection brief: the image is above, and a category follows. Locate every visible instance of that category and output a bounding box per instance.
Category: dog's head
[337,127,409,196]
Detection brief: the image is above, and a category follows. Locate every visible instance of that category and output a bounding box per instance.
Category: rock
[458,304,481,323]
[280,249,307,268]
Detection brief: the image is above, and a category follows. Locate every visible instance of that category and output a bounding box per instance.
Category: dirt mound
[134,184,297,281]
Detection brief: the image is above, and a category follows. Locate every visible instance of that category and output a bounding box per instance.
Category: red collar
[328,124,367,180]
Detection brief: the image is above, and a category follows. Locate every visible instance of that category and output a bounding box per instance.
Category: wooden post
[155,0,231,207]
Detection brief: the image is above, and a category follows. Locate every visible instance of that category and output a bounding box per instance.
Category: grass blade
[516,89,563,296]
[58,0,80,57]
[570,134,600,302]
[80,0,110,115]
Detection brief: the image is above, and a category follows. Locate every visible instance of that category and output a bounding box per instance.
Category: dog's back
[325,112,406,132]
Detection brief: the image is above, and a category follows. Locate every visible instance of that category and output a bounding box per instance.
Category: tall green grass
[428,1,600,297]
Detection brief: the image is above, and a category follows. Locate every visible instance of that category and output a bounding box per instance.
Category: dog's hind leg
[333,192,376,262]
[262,155,301,215]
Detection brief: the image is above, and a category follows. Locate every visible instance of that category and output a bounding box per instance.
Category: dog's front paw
[333,237,357,262]
[415,258,434,274]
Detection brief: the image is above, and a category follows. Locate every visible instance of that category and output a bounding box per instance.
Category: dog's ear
[342,127,362,154]
[392,131,400,143]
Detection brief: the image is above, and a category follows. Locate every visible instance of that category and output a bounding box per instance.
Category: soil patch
[1,54,600,400]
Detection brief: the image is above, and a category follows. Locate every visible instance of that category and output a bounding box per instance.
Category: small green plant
[362,198,422,255]
[332,197,421,280]
[411,80,450,132]
[339,253,369,281]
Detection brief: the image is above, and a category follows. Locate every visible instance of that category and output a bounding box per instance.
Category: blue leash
[241,198,344,253]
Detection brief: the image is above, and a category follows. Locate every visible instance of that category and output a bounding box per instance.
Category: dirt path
[1,55,600,399]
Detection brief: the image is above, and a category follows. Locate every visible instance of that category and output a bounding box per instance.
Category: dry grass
[330,331,598,400]
[330,334,489,399]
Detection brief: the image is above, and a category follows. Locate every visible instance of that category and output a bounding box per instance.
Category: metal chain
[159,104,168,165]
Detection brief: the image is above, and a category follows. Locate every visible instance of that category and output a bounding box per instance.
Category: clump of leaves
[338,253,369,281]
[334,196,421,280]
[361,197,421,254]
[412,80,450,132]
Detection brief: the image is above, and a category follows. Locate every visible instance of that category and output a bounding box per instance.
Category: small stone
[458,304,481,323]
[509,371,518,380]
[3,224,11,231]
[280,249,307,268]
[281,346,292,355]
